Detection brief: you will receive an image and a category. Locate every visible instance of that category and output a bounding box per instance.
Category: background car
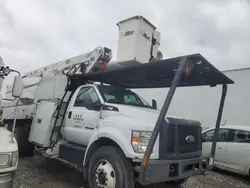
[202,125,250,176]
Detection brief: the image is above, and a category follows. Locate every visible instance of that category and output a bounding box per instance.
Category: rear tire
[88,146,134,188]
[7,125,34,157]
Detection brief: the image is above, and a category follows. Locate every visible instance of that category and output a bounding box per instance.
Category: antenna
[221,120,227,126]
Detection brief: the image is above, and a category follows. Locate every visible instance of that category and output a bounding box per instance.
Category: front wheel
[88,146,134,188]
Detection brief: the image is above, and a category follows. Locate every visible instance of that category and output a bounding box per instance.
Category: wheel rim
[94,159,116,188]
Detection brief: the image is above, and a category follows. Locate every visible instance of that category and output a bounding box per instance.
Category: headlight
[0,154,10,166]
[0,151,18,167]
[131,131,152,153]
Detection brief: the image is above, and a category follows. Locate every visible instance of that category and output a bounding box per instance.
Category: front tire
[88,146,134,188]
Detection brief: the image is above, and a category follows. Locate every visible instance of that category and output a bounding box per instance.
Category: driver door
[63,86,102,146]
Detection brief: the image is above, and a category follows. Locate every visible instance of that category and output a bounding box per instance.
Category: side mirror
[19,92,34,105]
[12,76,24,98]
[152,99,157,109]
[93,101,103,111]
[0,108,4,127]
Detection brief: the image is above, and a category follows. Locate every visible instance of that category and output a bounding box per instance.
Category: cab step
[58,142,87,169]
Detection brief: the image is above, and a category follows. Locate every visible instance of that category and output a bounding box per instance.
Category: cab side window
[124,95,141,105]
[74,87,101,110]
[232,130,250,143]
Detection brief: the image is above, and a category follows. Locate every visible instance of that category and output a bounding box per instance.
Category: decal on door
[73,114,84,123]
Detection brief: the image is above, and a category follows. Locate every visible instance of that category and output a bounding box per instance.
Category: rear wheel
[7,125,34,157]
[88,146,134,188]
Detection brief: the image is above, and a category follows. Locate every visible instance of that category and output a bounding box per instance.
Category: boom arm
[21,47,112,79]
[61,47,112,76]
[5,47,113,94]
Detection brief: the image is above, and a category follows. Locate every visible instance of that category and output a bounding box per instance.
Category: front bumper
[0,172,13,188]
[138,155,213,185]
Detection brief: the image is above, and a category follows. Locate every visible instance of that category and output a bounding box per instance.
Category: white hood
[0,127,18,152]
[104,103,182,126]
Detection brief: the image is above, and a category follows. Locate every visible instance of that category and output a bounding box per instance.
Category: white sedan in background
[202,125,250,176]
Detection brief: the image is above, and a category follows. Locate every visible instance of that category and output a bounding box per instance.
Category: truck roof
[68,53,234,89]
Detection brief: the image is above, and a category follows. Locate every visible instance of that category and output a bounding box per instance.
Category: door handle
[217,147,222,149]
[68,111,72,119]
[85,126,94,130]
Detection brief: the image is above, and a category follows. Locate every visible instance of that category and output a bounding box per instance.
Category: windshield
[98,86,152,109]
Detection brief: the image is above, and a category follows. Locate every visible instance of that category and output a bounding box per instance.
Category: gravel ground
[13,155,250,188]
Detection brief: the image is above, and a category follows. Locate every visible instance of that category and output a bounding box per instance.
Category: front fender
[97,127,134,158]
[83,132,98,166]
[83,126,159,167]
[83,127,135,166]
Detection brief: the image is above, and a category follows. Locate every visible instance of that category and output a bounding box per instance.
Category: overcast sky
[0,0,250,83]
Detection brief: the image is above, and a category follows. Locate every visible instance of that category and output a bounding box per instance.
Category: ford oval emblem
[186,135,195,144]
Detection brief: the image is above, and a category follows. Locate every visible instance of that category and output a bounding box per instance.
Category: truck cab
[63,84,160,158]
[62,83,202,160]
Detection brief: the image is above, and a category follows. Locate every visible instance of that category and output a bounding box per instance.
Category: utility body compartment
[29,101,58,147]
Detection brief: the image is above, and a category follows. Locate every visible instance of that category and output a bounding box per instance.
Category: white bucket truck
[0,57,22,188]
[2,16,233,187]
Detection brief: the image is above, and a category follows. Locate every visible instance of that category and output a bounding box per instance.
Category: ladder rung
[54,126,61,131]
